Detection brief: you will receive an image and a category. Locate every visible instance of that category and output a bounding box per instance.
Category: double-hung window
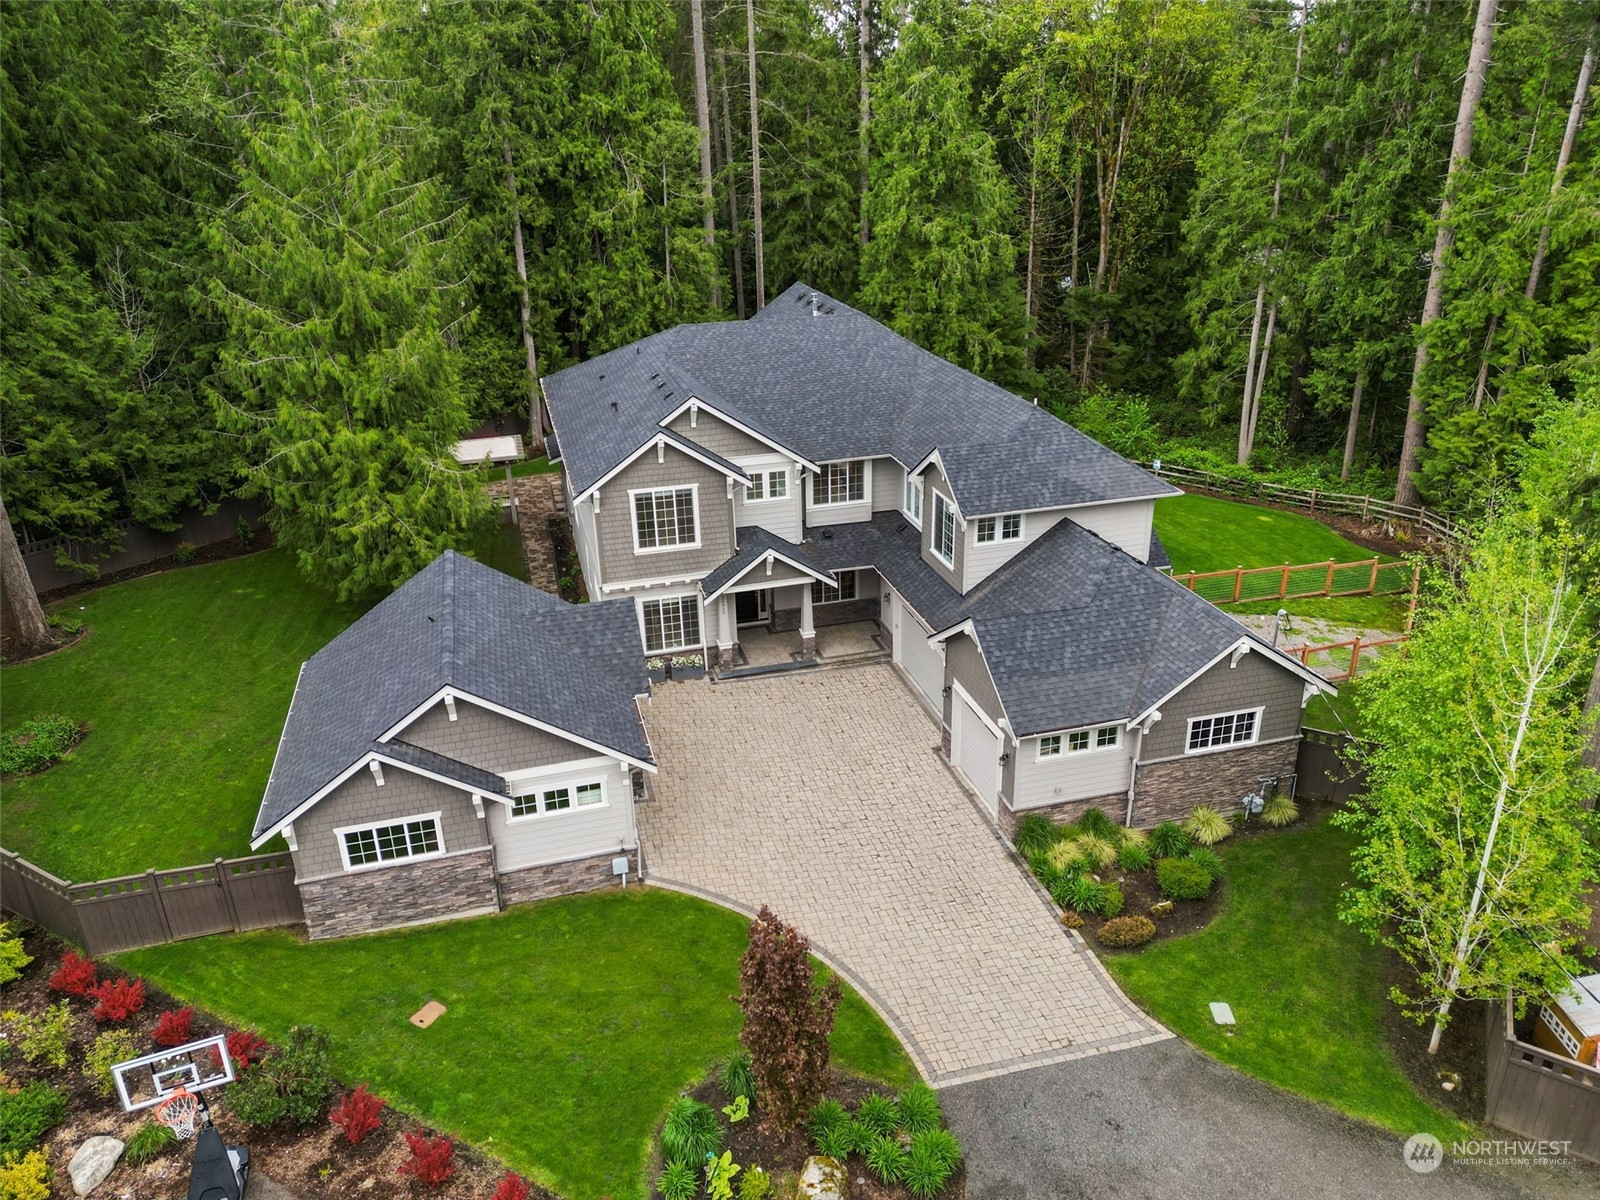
[746,469,788,502]
[812,461,865,506]
[511,779,606,819]
[904,476,924,526]
[339,814,442,870]
[1038,724,1121,760]
[812,570,858,605]
[633,486,698,551]
[931,492,956,566]
[1187,708,1260,753]
[976,514,1025,544]
[641,595,701,653]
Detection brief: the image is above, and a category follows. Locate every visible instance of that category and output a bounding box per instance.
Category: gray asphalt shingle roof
[253,551,653,840]
[543,283,1178,515]
[701,527,835,597]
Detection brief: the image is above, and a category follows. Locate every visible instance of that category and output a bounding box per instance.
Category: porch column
[799,583,816,661]
[716,595,735,670]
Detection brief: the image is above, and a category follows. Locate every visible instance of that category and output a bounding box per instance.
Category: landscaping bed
[1,922,543,1200]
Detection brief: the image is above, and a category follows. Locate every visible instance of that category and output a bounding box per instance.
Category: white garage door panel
[953,694,1001,817]
[898,605,946,710]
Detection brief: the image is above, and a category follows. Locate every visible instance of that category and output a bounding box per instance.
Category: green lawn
[1304,675,1367,736]
[1154,493,1395,575]
[1225,593,1409,632]
[509,456,559,478]
[118,889,916,1200]
[1,552,361,879]
[469,519,530,582]
[1105,814,1472,1143]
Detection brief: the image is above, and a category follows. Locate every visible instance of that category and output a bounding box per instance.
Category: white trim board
[702,548,836,601]
[1130,637,1334,728]
[657,397,820,472]
[574,432,750,503]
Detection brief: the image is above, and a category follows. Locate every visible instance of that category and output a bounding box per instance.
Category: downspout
[1125,724,1143,827]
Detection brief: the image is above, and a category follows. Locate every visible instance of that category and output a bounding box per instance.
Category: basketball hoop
[154,1087,200,1139]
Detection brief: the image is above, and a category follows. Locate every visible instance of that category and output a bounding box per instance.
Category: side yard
[115,888,916,1200]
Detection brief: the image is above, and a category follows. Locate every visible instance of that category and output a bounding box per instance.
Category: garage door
[951,690,1001,817]
[894,597,946,710]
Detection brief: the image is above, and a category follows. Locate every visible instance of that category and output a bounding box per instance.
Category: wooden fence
[1174,556,1419,607]
[1485,998,1600,1164]
[0,848,303,955]
[1146,462,1463,543]
[1282,633,1410,683]
[1295,729,1368,802]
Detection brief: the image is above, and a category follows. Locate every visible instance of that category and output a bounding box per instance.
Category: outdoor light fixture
[1271,608,1288,646]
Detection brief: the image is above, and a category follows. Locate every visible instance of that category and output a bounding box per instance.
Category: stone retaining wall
[298,849,499,940]
[1131,738,1301,826]
[497,849,639,906]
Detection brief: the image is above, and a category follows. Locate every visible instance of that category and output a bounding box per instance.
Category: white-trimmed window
[976,517,997,543]
[812,570,858,605]
[746,469,788,502]
[1037,724,1121,760]
[1187,708,1261,753]
[338,813,442,871]
[511,779,606,819]
[1001,514,1023,540]
[931,492,956,566]
[904,476,924,527]
[632,486,698,552]
[812,461,865,506]
[641,595,701,653]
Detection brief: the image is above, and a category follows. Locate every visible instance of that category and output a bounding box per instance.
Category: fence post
[1348,638,1362,681]
[1407,562,1421,632]
[1324,559,1335,594]
[1361,496,1370,519]
[1309,489,1317,512]
[1368,558,1379,593]
[1280,564,1291,599]
[1233,567,1243,602]
[146,868,175,942]
[1185,571,1196,592]
[215,858,243,932]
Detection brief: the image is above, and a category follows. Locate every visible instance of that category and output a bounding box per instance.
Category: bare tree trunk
[1583,651,1600,793]
[690,0,719,307]
[857,0,870,246]
[0,496,52,657]
[1067,161,1082,377]
[1025,118,1040,369]
[1396,0,1500,509]
[1242,300,1279,461]
[502,137,544,451]
[1238,280,1268,463]
[746,0,765,310]
[1523,26,1595,306]
[718,65,747,320]
[1342,366,1366,481]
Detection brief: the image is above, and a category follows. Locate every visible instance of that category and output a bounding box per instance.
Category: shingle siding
[398,699,594,774]
[668,409,771,459]
[1140,650,1304,762]
[597,447,735,583]
[289,766,489,883]
[943,632,1013,806]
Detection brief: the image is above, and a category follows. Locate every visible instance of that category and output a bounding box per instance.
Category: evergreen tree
[208,2,488,601]
[858,1,1026,382]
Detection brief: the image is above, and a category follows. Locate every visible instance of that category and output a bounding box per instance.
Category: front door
[734,590,770,626]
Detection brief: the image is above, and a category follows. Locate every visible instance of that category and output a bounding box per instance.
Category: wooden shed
[1533,973,1600,1066]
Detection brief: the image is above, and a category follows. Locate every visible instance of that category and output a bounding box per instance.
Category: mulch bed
[1,923,551,1200]
[547,515,586,604]
[1381,955,1489,1126]
[675,1074,964,1200]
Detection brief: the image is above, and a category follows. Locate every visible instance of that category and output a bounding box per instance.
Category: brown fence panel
[154,865,237,942]
[1296,730,1367,802]
[70,873,174,956]
[1485,999,1600,1164]
[218,854,303,931]
[0,850,85,945]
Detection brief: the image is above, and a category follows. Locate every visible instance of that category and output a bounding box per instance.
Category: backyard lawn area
[1,551,360,879]
[118,888,916,1200]
[1105,811,1473,1143]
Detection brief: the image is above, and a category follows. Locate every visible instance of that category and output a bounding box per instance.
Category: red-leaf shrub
[398,1133,455,1187]
[48,951,97,996]
[736,906,840,1131]
[492,1174,530,1200]
[89,978,146,1022]
[225,1029,269,1071]
[329,1084,385,1145]
[151,1007,194,1047]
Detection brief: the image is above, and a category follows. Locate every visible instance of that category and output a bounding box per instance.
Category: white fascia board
[376,685,658,774]
[703,550,836,601]
[963,491,1175,520]
[1130,637,1334,730]
[927,618,977,646]
[657,396,820,472]
[252,660,308,842]
[907,448,966,521]
[574,433,750,504]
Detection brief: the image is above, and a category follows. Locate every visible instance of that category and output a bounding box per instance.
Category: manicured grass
[1105,814,1473,1143]
[509,456,559,478]
[1,552,360,879]
[468,519,530,582]
[1154,493,1395,575]
[1226,593,1409,632]
[1304,675,1367,736]
[118,889,917,1200]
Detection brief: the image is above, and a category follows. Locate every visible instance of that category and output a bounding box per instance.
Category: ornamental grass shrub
[1014,814,1060,859]
[1069,833,1118,870]
[897,1083,941,1134]
[1116,841,1152,872]
[1183,804,1234,846]
[720,1051,755,1103]
[863,1134,907,1184]
[1261,792,1300,827]
[1077,807,1118,840]
[1186,848,1225,882]
[1096,916,1158,948]
[853,1092,898,1138]
[660,1097,722,1166]
[124,1121,178,1165]
[1147,821,1192,858]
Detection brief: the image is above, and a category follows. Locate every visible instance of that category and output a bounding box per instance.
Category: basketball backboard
[110,1035,235,1113]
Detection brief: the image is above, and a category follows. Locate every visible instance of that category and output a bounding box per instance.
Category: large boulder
[798,1155,850,1199]
[69,1136,124,1196]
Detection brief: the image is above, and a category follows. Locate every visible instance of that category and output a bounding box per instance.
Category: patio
[729,619,886,669]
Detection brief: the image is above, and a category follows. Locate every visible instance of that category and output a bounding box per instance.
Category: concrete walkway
[639,662,1167,1085]
[942,1038,1596,1200]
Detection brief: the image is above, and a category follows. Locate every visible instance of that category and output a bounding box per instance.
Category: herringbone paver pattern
[640,662,1168,1085]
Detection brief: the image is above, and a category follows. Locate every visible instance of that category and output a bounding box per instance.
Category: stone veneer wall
[497,849,640,906]
[299,848,499,940]
[999,792,1131,841]
[1131,738,1300,826]
[771,596,880,631]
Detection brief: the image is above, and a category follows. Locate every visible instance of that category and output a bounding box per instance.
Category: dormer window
[932,492,956,566]
[746,469,788,502]
[976,514,1024,544]
[812,461,865,506]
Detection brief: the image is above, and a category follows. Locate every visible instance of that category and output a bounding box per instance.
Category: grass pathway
[119,889,916,1200]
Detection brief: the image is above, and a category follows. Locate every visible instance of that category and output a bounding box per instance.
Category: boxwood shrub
[0,1083,67,1160]
[1156,856,1214,901]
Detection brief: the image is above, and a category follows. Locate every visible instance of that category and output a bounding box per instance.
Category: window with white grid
[641,595,701,653]
[811,461,865,505]
[632,487,698,551]
[339,814,442,871]
[1187,708,1261,752]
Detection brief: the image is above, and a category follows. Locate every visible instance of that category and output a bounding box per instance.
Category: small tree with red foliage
[735,906,840,1131]
[48,950,97,997]
[89,978,146,1022]
[491,1173,530,1200]
[225,1029,269,1070]
[329,1084,385,1145]
[151,1007,194,1047]
[398,1133,455,1186]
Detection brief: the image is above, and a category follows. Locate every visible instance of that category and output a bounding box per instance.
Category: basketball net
[154,1087,200,1139]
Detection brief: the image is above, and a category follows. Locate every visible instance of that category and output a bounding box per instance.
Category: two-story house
[544,285,1334,836]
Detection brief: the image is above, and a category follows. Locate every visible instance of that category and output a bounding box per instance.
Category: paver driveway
[639,661,1168,1085]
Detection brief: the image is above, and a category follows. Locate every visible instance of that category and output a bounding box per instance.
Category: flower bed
[0,923,546,1199]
